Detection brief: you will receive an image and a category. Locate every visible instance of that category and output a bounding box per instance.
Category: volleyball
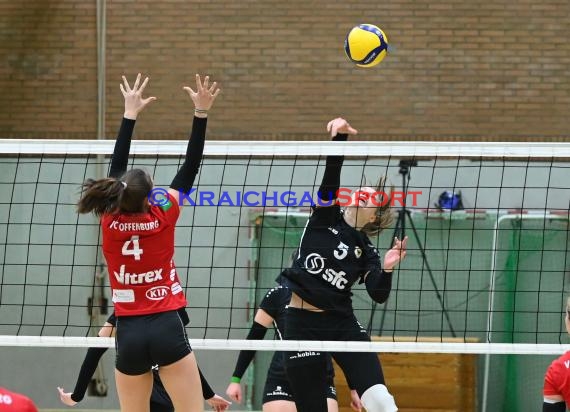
[344,24,389,68]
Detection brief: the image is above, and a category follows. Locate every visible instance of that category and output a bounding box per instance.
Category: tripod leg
[405,209,457,337]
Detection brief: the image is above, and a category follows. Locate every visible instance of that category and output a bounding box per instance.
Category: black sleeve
[170,116,207,193]
[317,133,347,202]
[362,236,382,275]
[258,286,287,320]
[361,236,392,303]
[364,269,393,304]
[199,367,215,400]
[543,401,566,412]
[231,321,268,379]
[310,204,342,227]
[108,118,136,178]
[70,347,109,402]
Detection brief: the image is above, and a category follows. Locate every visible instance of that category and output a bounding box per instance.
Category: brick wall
[1,0,568,141]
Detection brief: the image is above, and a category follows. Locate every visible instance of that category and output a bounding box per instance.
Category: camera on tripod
[398,159,418,175]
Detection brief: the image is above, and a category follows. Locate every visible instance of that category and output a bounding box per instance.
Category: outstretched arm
[363,237,407,304]
[198,368,215,400]
[225,309,273,404]
[108,74,156,178]
[317,118,358,204]
[199,367,232,411]
[57,321,115,405]
[168,74,220,205]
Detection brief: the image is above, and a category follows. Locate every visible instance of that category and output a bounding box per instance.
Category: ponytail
[77,168,153,217]
[361,175,395,237]
[77,178,125,216]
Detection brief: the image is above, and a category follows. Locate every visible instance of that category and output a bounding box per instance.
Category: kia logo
[146,286,169,301]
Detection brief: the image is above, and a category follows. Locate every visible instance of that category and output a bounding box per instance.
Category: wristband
[194,108,208,114]
[231,376,241,384]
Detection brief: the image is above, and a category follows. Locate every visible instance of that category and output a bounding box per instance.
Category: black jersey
[259,285,334,381]
[280,205,382,313]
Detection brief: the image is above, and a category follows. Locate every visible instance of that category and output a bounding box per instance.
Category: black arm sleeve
[364,269,393,304]
[70,347,109,402]
[231,321,268,379]
[543,401,566,412]
[317,134,348,201]
[108,118,136,178]
[170,116,208,193]
[199,367,215,400]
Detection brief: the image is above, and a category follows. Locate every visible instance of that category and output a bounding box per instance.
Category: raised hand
[120,73,157,120]
[383,236,408,271]
[225,382,242,403]
[327,117,358,137]
[183,74,221,116]
[206,393,232,411]
[57,387,77,407]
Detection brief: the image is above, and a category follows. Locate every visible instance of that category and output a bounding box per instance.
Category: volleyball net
[0,139,569,410]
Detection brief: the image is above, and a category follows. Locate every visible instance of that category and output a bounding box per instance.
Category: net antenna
[368,159,457,337]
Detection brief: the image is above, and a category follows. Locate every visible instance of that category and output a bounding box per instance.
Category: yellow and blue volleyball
[344,24,389,68]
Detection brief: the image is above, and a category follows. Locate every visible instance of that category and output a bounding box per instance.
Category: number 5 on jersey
[122,235,143,261]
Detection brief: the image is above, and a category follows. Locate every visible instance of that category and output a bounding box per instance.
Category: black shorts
[115,310,192,375]
[262,376,337,404]
[284,307,385,396]
[150,401,173,412]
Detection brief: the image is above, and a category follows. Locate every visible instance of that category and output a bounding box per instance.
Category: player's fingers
[331,124,338,137]
[139,76,150,93]
[183,86,196,96]
[122,75,131,92]
[203,75,210,90]
[195,74,203,92]
[208,81,218,94]
[119,83,127,97]
[133,73,142,90]
[347,125,358,134]
[142,96,157,105]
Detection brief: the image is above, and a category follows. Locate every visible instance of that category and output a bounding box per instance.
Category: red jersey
[101,192,187,316]
[544,351,570,406]
[0,387,38,412]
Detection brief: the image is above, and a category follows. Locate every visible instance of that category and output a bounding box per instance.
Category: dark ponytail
[77,178,124,216]
[77,168,153,216]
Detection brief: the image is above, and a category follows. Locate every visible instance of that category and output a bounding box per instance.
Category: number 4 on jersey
[122,235,143,261]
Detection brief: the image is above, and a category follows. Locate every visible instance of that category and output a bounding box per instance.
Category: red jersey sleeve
[151,191,180,226]
[544,353,570,405]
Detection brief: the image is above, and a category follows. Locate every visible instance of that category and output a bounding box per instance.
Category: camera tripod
[367,159,456,338]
